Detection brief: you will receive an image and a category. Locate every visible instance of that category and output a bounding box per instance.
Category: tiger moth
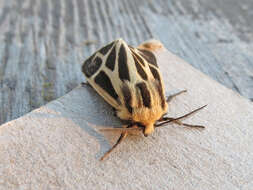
[82,39,206,160]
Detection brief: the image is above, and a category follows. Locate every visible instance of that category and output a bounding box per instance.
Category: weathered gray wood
[0,0,252,125]
[143,0,253,102]
[0,43,252,189]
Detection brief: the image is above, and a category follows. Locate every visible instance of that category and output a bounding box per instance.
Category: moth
[82,39,206,160]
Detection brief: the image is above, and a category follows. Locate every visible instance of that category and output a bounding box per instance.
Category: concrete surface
[0,43,253,189]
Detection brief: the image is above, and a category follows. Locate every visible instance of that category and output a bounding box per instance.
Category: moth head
[135,122,155,137]
[143,123,155,137]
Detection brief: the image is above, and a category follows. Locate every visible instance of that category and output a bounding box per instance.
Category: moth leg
[166,90,187,103]
[100,131,128,161]
[161,116,204,128]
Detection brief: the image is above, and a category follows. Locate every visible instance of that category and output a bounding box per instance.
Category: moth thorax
[144,123,155,137]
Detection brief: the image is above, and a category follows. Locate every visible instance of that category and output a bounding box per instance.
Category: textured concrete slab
[0,42,252,189]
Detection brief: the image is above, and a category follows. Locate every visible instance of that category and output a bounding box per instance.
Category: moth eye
[82,54,102,78]
[137,122,145,128]
[138,49,158,67]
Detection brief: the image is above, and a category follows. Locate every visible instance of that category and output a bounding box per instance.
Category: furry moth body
[82,39,206,160]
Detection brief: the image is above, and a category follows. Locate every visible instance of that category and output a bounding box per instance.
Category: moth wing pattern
[82,40,121,109]
[82,39,207,160]
[82,38,167,122]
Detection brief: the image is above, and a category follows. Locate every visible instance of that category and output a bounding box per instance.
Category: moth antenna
[100,123,143,160]
[99,127,142,132]
[155,104,207,127]
[166,90,187,103]
[100,131,128,161]
[161,118,205,128]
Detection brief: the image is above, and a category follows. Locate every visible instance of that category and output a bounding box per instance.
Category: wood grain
[0,0,252,124]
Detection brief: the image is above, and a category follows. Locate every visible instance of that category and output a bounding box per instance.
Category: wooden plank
[0,41,252,189]
[149,0,253,98]
[0,0,252,125]
[0,0,152,124]
[142,7,253,102]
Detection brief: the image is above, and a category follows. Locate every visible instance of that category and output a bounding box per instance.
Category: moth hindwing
[82,38,168,136]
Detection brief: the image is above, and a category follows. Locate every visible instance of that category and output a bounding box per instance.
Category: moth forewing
[82,38,167,122]
[82,40,121,109]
